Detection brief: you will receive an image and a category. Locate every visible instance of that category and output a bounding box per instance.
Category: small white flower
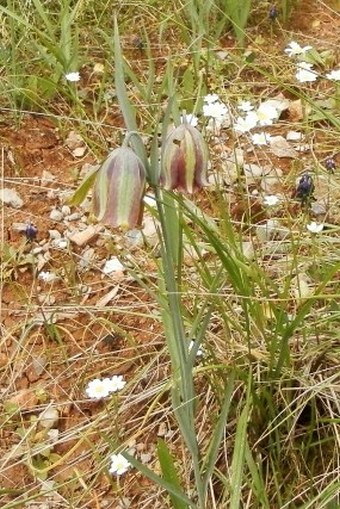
[65,72,80,82]
[263,194,280,206]
[189,340,203,357]
[103,257,124,275]
[204,93,220,105]
[306,222,324,233]
[325,69,340,81]
[38,271,58,283]
[109,453,131,476]
[180,113,199,127]
[284,41,312,57]
[107,375,126,393]
[238,100,254,112]
[203,101,229,121]
[233,111,258,133]
[256,103,279,126]
[85,378,111,399]
[295,62,318,83]
[251,132,272,146]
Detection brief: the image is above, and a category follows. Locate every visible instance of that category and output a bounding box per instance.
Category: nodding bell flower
[161,122,208,194]
[93,138,146,229]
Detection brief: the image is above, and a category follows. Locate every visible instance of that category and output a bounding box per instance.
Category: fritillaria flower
[93,140,146,229]
[161,123,208,194]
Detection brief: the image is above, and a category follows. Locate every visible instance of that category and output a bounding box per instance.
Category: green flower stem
[154,185,205,507]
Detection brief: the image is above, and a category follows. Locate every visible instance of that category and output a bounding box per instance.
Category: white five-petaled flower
[295,62,318,83]
[238,100,254,112]
[284,41,312,57]
[85,378,112,399]
[38,271,58,283]
[202,101,229,121]
[65,72,80,82]
[233,111,258,133]
[109,453,131,476]
[325,69,340,81]
[255,103,279,126]
[85,375,126,399]
[251,132,272,146]
[107,375,126,393]
[180,113,199,127]
[263,194,280,206]
[204,93,220,105]
[306,222,324,233]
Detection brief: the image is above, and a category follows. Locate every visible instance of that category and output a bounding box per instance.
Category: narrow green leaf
[229,376,252,509]
[121,451,195,508]
[244,441,270,508]
[68,166,98,206]
[157,439,187,509]
[113,15,148,169]
[202,372,235,492]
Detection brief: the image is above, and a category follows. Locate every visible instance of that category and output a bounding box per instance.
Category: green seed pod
[161,124,208,194]
[93,146,146,229]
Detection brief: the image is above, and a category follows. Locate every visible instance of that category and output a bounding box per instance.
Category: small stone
[69,225,102,247]
[140,452,152,464]
[49,208,63,221]
[0,188,23,208]
[286,130,303,141]
[61,205,71,216]
[41,170,56,185]
[124,229,143,248]
[52,238,68,249]
[49,229,62,239]
[311,201,327,216]
[102,257,124,275]
[65,130,84,150]
[243,163,264,184]
[66,212,81,221]
[79,247,95,269]
[157,422,167,437]
[39,406,59,429]
[47,189,57,200]
[47,429,59,441]
[12,222,27,232]
[72,146,87,158]
[256,219,286,242]
[270,136,298,158]
[26,355,48,382]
